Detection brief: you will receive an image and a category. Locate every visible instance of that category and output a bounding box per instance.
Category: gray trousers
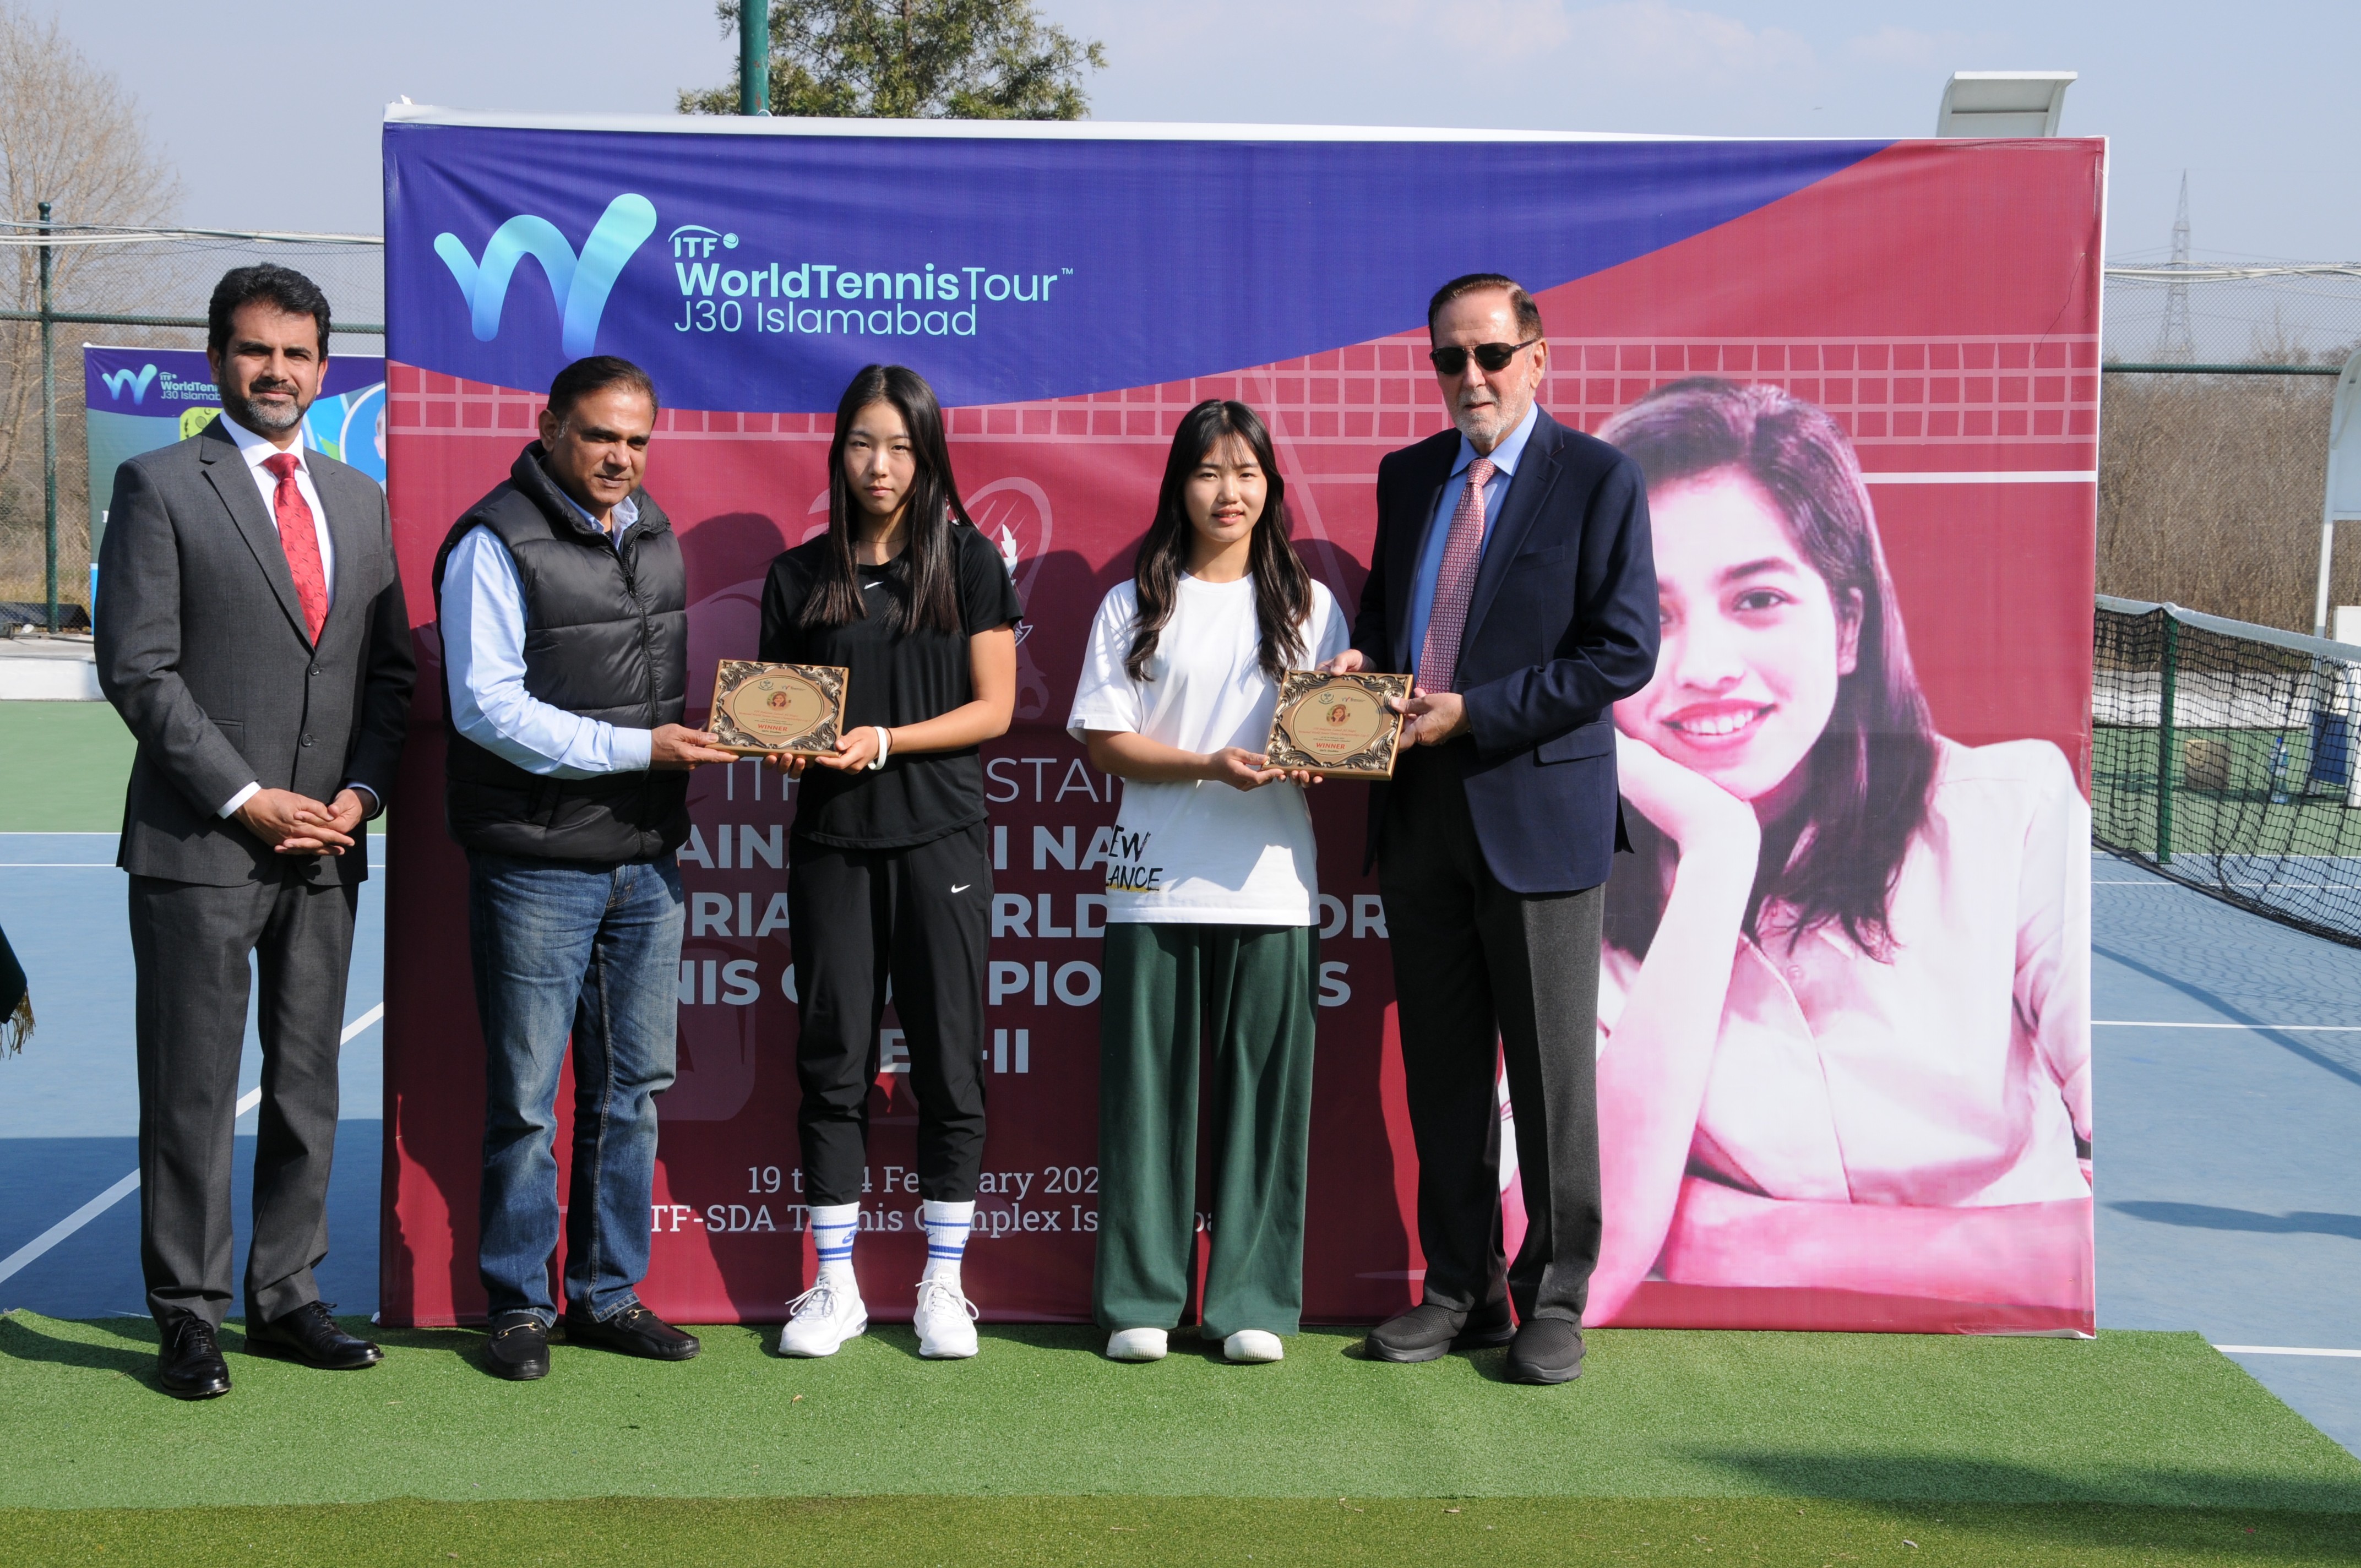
[128,871,357,1329]
[1379,742,1606,1326]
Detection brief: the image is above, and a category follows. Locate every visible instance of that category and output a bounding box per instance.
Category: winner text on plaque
[1265,670,1411,779]
[708,661,848,756]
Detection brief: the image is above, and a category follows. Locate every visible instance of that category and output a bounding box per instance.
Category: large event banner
[382,112,2101,1336]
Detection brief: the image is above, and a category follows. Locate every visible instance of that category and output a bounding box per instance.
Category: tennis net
[2094,594,2361,945]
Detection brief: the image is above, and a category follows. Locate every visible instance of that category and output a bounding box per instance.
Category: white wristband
[867,725,891,770]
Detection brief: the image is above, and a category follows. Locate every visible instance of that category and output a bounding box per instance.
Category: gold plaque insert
[708,661,848,756]
[1265,670,1411,779]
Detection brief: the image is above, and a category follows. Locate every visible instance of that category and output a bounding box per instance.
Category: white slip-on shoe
[777,1278,867,1358]
[1223,1330,1285,1363]
[1105,1327,1168,1362]
[913,1277,980,1360]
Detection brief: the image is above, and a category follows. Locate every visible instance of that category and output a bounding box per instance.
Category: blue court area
[0,834,384,1321]
[2,835,2355,1455]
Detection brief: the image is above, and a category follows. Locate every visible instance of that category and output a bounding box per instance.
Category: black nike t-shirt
[758,522,1024,850]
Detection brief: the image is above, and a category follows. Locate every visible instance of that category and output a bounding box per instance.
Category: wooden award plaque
[708,661,848,756]
[1265,670,1412,779]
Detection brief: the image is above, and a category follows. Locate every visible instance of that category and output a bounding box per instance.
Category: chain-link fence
[0,221,382,627]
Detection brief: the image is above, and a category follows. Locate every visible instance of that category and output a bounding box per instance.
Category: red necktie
[262,451,328,642]
[1417,456,1494,694]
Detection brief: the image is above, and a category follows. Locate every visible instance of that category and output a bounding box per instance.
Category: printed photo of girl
[1586,378,2091,1325]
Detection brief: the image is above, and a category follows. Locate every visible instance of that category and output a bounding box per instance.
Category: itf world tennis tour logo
[431,190,1074,355]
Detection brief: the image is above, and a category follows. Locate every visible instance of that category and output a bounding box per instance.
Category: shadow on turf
[2109,1200,2361,1241]
[0,1312,160,1385]
[1690,1449,2361,1513]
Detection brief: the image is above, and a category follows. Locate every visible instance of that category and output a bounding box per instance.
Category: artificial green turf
[6,1496,2361,1567]
[4,1315,2357,1516]
[0,700,133,831]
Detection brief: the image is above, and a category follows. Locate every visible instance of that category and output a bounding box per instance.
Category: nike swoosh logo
[863,581,883,590]
[950,884,971,894]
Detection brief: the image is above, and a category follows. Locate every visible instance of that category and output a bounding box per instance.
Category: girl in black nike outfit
[758,364,1021,1362]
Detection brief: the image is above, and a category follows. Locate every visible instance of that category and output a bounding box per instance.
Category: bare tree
[681,0,1105,119]
[0,4,180,608]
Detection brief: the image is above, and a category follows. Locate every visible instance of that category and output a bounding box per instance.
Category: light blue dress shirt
[439,488,656,777]
[1405,401,1540,682]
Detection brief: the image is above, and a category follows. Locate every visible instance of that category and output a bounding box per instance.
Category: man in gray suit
[96,264,414,1398]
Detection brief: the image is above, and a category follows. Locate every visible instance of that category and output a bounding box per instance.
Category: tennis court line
[0,1002,385,1289]
[2216,1346,2361,1359]
[2094,1021,2361,1031]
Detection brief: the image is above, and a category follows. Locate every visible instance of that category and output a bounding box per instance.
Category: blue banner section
[384,125,1884,411]
[84,345,385,557]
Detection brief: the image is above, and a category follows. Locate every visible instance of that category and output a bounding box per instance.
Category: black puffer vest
[431,445,690,863]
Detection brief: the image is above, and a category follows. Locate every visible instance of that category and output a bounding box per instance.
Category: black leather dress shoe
[563,1303,701,1360]
[157,1314,232,1400]
[485,1314,551,1381]
[245,1302,384,1370]
[1364,1299,1516,1363]
[1504,1317,1585,1385]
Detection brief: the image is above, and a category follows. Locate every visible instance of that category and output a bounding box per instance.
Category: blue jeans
[467,850,683,1325]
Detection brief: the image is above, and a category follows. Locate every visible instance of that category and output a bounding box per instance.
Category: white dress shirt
[214,411,376,821]
[439,489,657,777]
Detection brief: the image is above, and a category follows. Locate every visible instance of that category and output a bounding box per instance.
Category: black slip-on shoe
[1364,1299,1515,1363]
[244,1301,384,1370]
[562,1303,701,1361]
[157,1314,232,1400]
[485,1313,551,1381]
[1504,1317,1585,1385]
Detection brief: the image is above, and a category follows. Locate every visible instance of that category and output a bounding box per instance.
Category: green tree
[680,0,1106,120]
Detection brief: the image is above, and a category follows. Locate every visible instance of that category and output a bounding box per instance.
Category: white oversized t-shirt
[1066,574,1351,925]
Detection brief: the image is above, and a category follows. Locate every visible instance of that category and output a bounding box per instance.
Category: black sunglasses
[1427,336,1543,377]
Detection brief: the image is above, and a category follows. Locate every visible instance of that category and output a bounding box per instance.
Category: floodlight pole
[739,0,770,116]
[39,200,57,634]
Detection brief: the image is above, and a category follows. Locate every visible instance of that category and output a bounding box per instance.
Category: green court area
[2093,722,2361,860]
[3,1314,2357,1564]
[0,701,133,831]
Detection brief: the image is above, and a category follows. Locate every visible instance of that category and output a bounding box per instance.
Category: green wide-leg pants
[1093,921,1318,1339]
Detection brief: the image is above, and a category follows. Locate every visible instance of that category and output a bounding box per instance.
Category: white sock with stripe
[809,1202,859,1290]
[921,1200,974,1286]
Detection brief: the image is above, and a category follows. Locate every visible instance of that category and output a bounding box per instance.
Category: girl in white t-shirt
[1068,399,1350,1364]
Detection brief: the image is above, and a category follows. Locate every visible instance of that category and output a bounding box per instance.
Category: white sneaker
[777,1278,867,1357]
[1105,1327,1168,1362]
[913,1277,980,1359]
[1223,1330,1285,1363]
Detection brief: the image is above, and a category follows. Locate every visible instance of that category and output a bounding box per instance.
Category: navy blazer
[1352,408,1659,894]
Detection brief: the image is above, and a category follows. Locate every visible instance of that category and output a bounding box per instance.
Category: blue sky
[46,0,2358,262]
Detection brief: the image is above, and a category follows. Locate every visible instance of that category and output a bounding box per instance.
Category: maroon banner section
[382,138,2101,1334]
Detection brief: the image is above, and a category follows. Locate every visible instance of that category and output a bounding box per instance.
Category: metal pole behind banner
[2315,348,2361,639]
[739,0,770,116]
[37,201,57,634]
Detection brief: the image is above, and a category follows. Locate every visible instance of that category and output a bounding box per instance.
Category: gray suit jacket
[96,416,415,888]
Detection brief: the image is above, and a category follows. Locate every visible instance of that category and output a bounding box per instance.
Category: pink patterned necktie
[262,451,328,642]
[1417,456,1494,694]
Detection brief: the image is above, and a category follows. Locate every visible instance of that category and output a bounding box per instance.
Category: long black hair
[799,364,972,636]
[1597,378,1940,961]
[1125,400,1312,683]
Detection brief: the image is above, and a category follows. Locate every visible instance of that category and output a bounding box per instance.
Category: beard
[225,382,307,437]
[1451,388,1528,449]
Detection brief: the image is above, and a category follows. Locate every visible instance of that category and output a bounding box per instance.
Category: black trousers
[1378,742,1606,1325]
[789,824,991,1206]
[128,869,357,1329]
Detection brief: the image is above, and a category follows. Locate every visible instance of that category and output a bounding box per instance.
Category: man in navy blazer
[1329,273,1657,1384]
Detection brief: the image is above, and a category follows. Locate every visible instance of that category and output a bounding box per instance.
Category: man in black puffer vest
[431,356,735,1381]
